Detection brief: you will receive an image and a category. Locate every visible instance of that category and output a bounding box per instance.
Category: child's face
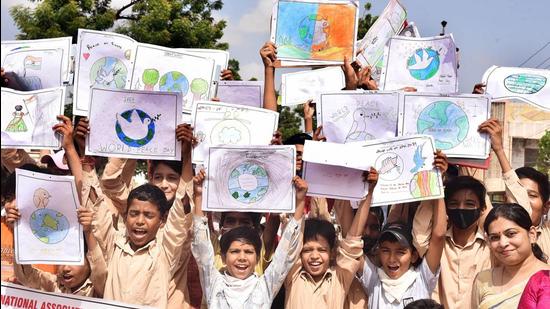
[487,217,537,266]
[58,260,91,290]
[220,212,255,235]
[125,200,163,250]
[222,240,257,280]
[514,178,544,225]
[300,236,331,282]
[150,163,180,202]
[379,241,416,279]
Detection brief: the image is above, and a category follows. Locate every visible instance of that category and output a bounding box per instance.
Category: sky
[2,0,549,93]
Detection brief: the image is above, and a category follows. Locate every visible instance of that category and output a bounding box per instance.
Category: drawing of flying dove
[33,188,51,208]
[408,49,433,70]
[410,144,427,173]
[116,109,151,140]
[344,108,372,143]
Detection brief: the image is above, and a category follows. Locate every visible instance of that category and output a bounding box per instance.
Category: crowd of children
[1,20,549,309]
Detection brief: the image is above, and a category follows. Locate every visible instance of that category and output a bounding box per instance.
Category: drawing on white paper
[409,143,427,173]
[417,101,469,150]
[409,170,440,198]
[407,47,440,80]
[190,78,208,106]
[375,152,403,181]
[19,55,44,89]
[30,187,70,244]
[115,109,156,147]
[159,71,190,93]
[344,107,377,142]
[5,97,33,133]
[228,162,270,203]
[142,69,160,90]
[90,57,128,88]
[210,111,252,145]
[503,74,546,94]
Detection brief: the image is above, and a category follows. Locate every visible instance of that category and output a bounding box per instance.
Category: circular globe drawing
[298,15,329,49]
[228,163,269,204]
[211,119,251,145]
[409,170,439,198]
[417,101,469,150]
[30,208,70,244]
[115,109,155,147]
[90,57,128,89]
[159,71,189,95]
[407,48,440,80]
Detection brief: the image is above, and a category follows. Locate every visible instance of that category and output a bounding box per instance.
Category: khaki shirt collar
[446,226,485,248]
[116,235,158,256]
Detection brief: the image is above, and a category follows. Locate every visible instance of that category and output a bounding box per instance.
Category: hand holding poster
[380,35,458,93]
[86,88,182,160]
[192,101,279,164]
[14,169,83,265]
[203,145,296,213]
[399,93,491,159]
[482,65,550,111]
[1,87,65,150]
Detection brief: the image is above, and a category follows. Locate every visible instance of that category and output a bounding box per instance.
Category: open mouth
[132,228,148,239]
[234,265,249,272]
[308,261,323,271]
[61,273,73,284]
[387,265,400,273]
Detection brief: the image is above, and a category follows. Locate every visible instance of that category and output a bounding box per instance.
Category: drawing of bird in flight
[410,143,427,173]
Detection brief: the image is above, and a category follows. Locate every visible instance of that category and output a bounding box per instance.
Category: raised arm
[424,198,446,275]
[347,167,378,238]
[161,195,193,275]
[53,115,82,204]
[100,156,137,215]
[176,123,195,210]
[261,41,278,112]
[303,100,314,134]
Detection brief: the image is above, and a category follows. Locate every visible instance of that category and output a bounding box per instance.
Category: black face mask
[362,235,378,256]
[448,208,481,230]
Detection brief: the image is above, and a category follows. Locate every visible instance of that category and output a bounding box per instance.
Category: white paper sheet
[216,80,264,108]
[73,29,137,115]
[130,44,216,113]
[203,145,296,213]
[2,48,64,90]
[380,35,458,93]
[356,0,406,71]
[14,169,84,265]
[482,65,550,111]
[1,87,65,150]
[303,135,443,206]
[86,88,182,160]
[302,161,367,200]
[1,37,72,82]
[281,67,345,106]
[318,91,399,143]
[192,101,279,164]
[177,48,229,98]
[400,93,491,159]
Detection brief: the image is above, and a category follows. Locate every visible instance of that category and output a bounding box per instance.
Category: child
[191,169,307,308]
[284,168,379,309]
[88,183,192,307]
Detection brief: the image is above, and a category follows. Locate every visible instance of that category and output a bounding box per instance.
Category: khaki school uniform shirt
[92,194,193,308]
[284,236,363,309]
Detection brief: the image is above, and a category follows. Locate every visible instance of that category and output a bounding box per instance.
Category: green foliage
[277,105,302,141]
[357,2,378,40]
[536,130,550,175]
[228,58,241,81]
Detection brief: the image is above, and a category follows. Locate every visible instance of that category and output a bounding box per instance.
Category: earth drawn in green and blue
[417,101,469,150]
[228,163,269,204]
[90,57,128,89]
[407,48,440,80]
[159,71,189,95]
[30,208,70,244]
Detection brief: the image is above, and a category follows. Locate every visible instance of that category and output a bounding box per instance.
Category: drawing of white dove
[116,109,151,140]
[408,49,433,70]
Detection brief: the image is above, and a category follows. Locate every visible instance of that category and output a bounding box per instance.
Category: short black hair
[516,167,549,203]
[220,225,262,256]
[283,133,312,146]
[219,212,262,229]
[404,299,444,309]
[1,164,49,202]
[444,176,487,210]
[304,218,336,250]
[369,207,385,228]
[126,184,170,218]
[148,160,183,177]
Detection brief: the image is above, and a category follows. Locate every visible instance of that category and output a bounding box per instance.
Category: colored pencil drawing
[409,170,440,198]
[90,56,128,89]
[115,109,156,147]
[375,152,403,181]
[274,0,356,61]
[5,102,31,133]
[30,187,70,245]
[503,73,546,94]
[407,48,440,80]
[409,143,427,173]
[416,101,469,150]
[228,163,270,204]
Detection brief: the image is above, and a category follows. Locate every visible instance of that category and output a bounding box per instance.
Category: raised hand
[478,118,503,151]
[312,126,326,142]
[433,149,449,173]
[220,69,234,81]
[342,56,358,90]
[5,200,21,226]
[77,207,93,232]
[53,115,75,150]
[472,83,486,94]
[260,42,278,68]
[73,117,90,156]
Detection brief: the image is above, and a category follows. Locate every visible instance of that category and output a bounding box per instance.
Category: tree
[227,58,242,81]
[536,130,550,175]
[356,2,378,40]
[277,106,302,140]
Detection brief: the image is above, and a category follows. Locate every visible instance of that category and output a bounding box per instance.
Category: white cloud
[240,61,264,81]
[237,1,273,34]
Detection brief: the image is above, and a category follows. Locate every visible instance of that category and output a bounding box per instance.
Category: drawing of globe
[115,109,155,147]
[407,48,440,80]
[417,101,469,150]
[29,208,70,244]
[409,170,439,198]
[159,71,189,94]
[298,15,328,49]
[90,57,128,89]
[228,163,269,204]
